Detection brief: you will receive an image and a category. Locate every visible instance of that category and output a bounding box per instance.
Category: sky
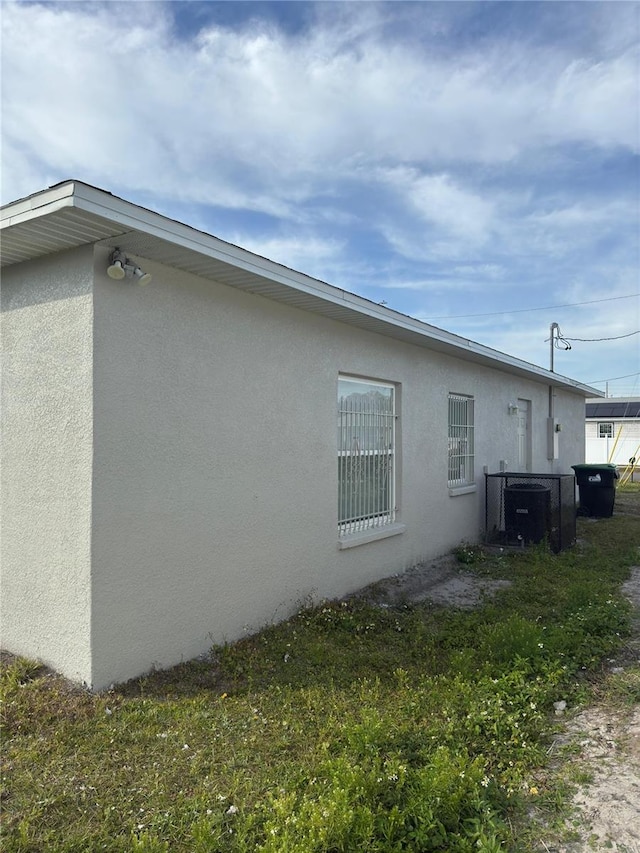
[2,0,639,395]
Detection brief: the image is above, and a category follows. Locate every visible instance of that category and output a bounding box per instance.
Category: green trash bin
[571,464,619,518]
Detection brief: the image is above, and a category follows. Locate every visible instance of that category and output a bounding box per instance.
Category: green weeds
[454,542,486,566]
[2,487,639,851]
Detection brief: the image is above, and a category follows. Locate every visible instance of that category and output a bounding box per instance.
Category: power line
[423,292,639,320]
[563,330,640,342]
[588,371,640,383]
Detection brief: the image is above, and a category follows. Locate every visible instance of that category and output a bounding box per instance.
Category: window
[598,422,614,439]
[338,377,396,535]
[448,394,474,487]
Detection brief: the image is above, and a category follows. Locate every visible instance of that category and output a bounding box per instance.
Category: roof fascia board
[70,188,602,396]
[2,181,603,398]
[586,398,640,403]
[0,182,78,226]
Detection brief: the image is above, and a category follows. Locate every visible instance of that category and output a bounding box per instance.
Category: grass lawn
[2,485,639,852]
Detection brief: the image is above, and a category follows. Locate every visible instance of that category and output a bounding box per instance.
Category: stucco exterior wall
[553,389,587,470]
[0,248,94,684]
[89,248,586,688]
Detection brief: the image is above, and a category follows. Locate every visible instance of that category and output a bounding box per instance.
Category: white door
[517,399,531,471]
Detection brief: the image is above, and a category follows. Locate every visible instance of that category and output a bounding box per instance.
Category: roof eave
[1,180,603,399]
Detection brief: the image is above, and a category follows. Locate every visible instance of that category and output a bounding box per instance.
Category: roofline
[585,397,640,419]
[2,180,603,398]
[586,397,640,403]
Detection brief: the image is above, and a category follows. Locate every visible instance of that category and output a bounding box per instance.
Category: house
[585,397,640,479]
[1,181,600,690]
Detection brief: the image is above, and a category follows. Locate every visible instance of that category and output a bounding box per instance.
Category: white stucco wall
[0,248,94,684]
[553,389,587,471]
[88,247,586,688]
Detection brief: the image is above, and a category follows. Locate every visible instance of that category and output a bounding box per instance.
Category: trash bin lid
[572,463,619,478]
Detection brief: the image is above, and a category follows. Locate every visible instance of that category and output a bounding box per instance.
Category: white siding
[585,420,640,465]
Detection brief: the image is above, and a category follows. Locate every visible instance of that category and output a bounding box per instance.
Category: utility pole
[549,322,559,373]
[549,322,559,420]
[547,322,571,462]
[548,323,559,460]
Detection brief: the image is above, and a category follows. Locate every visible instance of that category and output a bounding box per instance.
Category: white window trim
[448,484,477,497]
[338,522,406,549]
[448,393,475,488]
[338,375,397,537]
[598,422,614,438]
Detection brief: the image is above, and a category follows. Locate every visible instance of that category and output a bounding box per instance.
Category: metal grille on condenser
[484,472,576,553]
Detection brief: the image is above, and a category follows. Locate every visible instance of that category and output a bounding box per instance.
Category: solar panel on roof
[585,403,640,418]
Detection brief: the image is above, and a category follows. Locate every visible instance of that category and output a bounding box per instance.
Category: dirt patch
[542,566,640,853]
[355,552,512,609]
[552,705,640,853]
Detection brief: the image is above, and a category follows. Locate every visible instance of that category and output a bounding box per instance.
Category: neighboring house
[585,398,640,475]
[1,181,600,690]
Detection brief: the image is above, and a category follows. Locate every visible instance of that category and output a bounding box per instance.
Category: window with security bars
[448,394,474,487]
[338,377,396,535]
[598,422,614,439]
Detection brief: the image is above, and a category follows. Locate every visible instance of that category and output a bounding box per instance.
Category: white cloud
[2,1,637,209]
[453,264,505,279]
[228,233,345,277]
[545,51,639,151]
[384,277,480,294]
[527,200,637,230]
[381,263,506,295]
[378,167,495,245]
[1,1,636,392]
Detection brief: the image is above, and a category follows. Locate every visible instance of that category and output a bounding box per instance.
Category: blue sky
[2,1,639,394]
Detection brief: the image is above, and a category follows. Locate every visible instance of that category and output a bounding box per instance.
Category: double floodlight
[107,249,152,286]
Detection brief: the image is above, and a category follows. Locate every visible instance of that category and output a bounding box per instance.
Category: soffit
[1,207,128,266]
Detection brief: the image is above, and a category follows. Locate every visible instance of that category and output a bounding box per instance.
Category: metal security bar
[338,378,395,535]
[448,394,474,487]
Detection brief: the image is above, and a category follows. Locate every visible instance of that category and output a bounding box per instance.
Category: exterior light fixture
[106,249,127,280]
[508,403,519,416]
[106,248,152,285]
[132,266,152,286]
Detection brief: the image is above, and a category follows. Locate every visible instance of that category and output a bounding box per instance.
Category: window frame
[337,375,397,536]
[597,422,614,439]
[448,393,475,489]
